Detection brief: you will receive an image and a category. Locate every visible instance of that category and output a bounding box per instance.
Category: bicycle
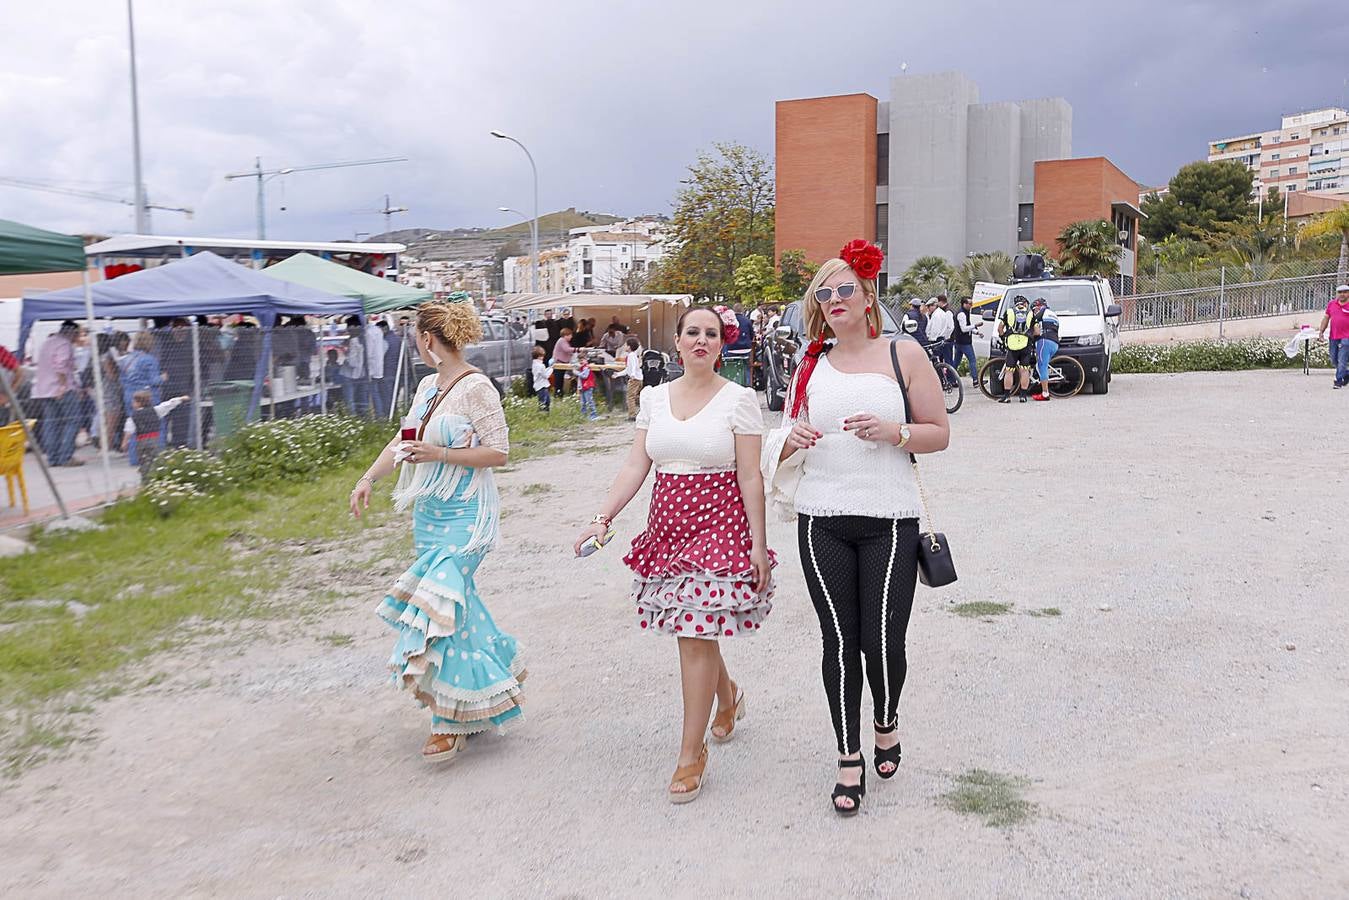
[925,341,963,414]
[977,352,1085,401]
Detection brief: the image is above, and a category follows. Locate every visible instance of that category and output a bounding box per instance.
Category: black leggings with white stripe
[799,515,919,756]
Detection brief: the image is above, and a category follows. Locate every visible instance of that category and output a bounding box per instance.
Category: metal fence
[1118,269,1341,332]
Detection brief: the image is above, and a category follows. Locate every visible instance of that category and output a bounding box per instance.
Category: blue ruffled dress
[375,379,524,734]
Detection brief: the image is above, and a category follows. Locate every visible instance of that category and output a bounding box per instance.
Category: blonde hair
[132,331,155,352]
[801,258,880,341]
[416,301,482,350]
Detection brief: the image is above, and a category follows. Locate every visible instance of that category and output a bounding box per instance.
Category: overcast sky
[2,0,1345,241]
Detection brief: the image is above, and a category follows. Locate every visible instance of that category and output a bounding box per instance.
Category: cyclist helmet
[1013,294,1030,309]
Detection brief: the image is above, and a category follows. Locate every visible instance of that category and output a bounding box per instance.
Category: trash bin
[721,351,751,387]
[209,380,254,441]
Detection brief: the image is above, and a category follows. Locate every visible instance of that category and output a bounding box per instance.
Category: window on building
[583,260,593,275]
[1288,184,1297,191]
[1269,169,1279,177]
[876,134,889,186]
[1017,203,1035,242]
[1312,144,1324,156]
[875,203,888,251]
[1289,166,1298,175]
[1270,153,1280,160]
[583,276,592,289]
[1290,133,1300,140]
[1335,127,1345,135]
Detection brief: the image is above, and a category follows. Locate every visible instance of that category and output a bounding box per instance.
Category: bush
[1114,338,1331,374]
[142,449,236,514]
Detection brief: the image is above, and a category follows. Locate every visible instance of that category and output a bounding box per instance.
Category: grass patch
[1,709,77,777]
[950,601,1013,619]
[521,483,553,496]
[319,632,355,647]
[1027,607,1062,618]
[940,769,1036,828]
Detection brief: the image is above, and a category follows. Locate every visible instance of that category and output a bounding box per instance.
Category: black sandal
[873,721,902,779]
[832,757,867,817]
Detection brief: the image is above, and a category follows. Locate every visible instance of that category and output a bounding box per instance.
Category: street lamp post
[224,156,407,240]
[490,131,539,294]
[126,0,148,233]
[498,206,532,291]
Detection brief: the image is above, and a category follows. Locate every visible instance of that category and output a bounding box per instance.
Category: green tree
[1022,243,1058,266]
[898,255,956,299]
[1056,220,1123,278]
[1297,205,1349,283]
[732,253,783,305]
[950,251,1014,298]
[1139,160,1255,243]
[777,248,817,301]
[659,142,775,299]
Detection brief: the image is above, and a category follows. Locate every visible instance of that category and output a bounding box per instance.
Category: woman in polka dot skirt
[574,305,775,804]
[351,300,524,764]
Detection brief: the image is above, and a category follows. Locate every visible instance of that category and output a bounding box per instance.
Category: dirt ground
[1,370,1345,899]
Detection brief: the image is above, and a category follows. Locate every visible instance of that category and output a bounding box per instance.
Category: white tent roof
[83,233,406,258]
[498,292,691,311]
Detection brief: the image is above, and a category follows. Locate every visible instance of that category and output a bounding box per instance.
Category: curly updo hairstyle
[416,300,482,351]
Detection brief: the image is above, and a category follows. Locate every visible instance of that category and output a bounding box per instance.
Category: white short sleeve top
[637,381,763,474]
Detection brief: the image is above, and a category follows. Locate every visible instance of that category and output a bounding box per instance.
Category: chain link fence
[1118,263,1342,331]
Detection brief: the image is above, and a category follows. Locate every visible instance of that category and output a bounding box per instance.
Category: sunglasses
[813,282,857,304]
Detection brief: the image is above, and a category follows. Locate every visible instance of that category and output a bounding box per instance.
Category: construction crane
[0,175,193,223]
[351,194,409,239]
[224,156,407,240]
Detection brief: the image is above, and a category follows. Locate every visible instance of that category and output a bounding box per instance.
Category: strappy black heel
[832,757,867,817]
[873,721,902,779]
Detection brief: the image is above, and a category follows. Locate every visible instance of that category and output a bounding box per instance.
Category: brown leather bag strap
[416,368,483,441]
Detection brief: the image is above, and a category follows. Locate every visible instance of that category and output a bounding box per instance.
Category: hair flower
[839,239,884,281]
[711,304,740,346]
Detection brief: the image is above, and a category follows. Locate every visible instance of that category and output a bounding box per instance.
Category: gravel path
[1,371,1345,898]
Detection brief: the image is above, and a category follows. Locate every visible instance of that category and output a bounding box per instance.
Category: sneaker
[1335,383,1344,390]
[1032,393,1050,401]
[997,395,1011,404]
[1019,394,1029,403]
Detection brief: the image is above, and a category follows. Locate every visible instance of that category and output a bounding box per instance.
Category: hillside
[367,208,629,263]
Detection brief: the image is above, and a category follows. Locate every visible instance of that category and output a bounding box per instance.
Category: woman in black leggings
[763,241,950,816]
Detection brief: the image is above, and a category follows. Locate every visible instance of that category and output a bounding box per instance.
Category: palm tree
[951,251,1013,298]
[1296,205,1349,284]
[899,255,956,298]
[1056,220,1123,278]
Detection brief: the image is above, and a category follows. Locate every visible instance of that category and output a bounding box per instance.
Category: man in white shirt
[341,320,367,415]
[951,296,981,384]
[925,295,955,367]
[619,336,643,421]
[364,318,387,417]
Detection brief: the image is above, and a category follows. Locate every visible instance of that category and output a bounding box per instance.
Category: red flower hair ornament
[839,239,884,280]
[710,305,740,346]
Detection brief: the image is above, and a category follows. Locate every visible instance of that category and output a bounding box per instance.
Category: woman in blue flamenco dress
[349,299,524,763]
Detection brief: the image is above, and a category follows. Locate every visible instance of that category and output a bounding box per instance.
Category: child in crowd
[577,356,599,420]
[621,336,643,421]
[531,347,552,412]
[122,390,189,478]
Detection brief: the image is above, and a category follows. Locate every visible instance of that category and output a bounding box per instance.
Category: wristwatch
[896,424,912,448]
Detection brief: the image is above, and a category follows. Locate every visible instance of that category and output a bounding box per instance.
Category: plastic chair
[0,420,34,514]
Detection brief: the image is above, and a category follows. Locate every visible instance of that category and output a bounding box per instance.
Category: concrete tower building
[776,71,1073,287]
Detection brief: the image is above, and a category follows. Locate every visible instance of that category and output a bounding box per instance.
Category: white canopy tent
[497,292,692,353]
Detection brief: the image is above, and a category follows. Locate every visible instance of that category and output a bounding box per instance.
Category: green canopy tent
[264,252,432,312]
[0,219,109,518]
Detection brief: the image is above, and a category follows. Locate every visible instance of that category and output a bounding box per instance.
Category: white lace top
[775,355,920,520]
[418,372,510,453]
[636,381,763,474]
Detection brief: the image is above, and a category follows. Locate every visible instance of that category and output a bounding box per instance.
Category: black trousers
[798,515,919,755]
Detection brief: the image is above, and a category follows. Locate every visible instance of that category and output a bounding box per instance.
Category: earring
[714,356,722,371]
[866,305,877,339]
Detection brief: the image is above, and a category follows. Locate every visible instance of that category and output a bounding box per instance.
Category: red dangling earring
[866,305,877,338]
[714,357,722,371]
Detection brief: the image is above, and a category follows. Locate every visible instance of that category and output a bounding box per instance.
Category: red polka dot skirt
[623,470,776,638]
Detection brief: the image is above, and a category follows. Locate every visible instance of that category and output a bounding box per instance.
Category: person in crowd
[122,390,189,477]
[926,295,955,367]
[998,295,1039,403]
[295,315,317,383]
[1031,297,1061,402]
[341,319,368,415]
[366,316,387,417]
[620,336,643,421]
[599,322,627,356]
[221,316,261,381]
[608,315,629,334]
[558,307,577,337]
[323,349,341,410]
[574,317,595,349]
[0,344,22,426]
[531,346,552,412]
[352,299,522,763]
[551,327,575,396]
[91,333,124,451]
[577,355,599,420]
[71,326,96,444]
[376,320,403,415]
[762,240,950,817]
[952,296,980,384]
[31,320,84,466]
[159,318,196,447]
[903,298,929,348]
[575,306,774,804]
[1316,284,1349,389]
[533,309,560,360]
[120,330,164,466]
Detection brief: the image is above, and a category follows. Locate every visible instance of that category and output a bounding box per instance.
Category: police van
[976,255,1123,394]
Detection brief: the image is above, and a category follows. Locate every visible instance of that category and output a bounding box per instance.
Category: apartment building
[776,71,1073,286]
[1209,107,1349,197]
[564,220,667,294]
[502,247,568,294]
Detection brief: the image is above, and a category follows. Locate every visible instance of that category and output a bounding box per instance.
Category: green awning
[0,219,86,275]
[264,252,432,313]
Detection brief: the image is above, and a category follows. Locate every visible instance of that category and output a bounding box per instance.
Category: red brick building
[1033,157,1143,288]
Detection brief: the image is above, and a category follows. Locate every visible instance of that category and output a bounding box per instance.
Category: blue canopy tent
[21,251,364,422]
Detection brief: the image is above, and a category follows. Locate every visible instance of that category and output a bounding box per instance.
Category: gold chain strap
[909,458,942,553]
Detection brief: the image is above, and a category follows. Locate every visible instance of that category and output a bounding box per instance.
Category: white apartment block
[1209,107,1349,198]
[503,247,569,294]
[565,220,668,293]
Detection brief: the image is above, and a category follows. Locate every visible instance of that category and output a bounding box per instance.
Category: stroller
[641,349,670,387]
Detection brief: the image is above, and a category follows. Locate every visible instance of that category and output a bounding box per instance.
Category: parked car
[978,267,1123,394]
[411,315,535,398]
[760,299,901,412]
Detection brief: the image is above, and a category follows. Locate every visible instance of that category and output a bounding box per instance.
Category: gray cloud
[2,0,1345,239]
